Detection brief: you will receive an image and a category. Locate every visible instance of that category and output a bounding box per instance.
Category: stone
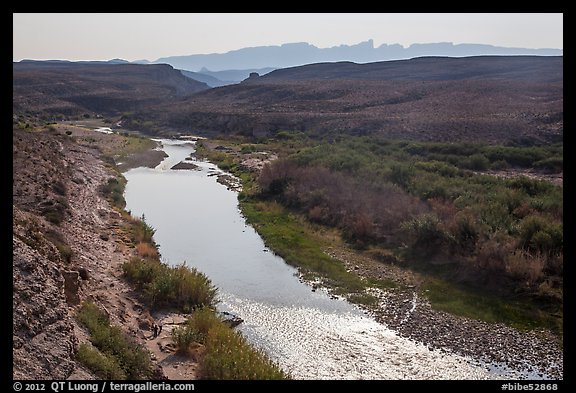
[61,270,81,306]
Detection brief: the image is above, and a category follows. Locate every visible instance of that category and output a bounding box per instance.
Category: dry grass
[506,250,546,285]
[135,242,158,259]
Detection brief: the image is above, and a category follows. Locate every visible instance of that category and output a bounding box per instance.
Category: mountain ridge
[249,55,562,83]
[130,55,562,144]
[153,40,563,71]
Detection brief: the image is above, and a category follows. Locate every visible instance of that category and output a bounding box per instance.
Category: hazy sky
[13,13,563,62]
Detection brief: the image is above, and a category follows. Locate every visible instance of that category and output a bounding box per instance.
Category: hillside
[129,56,563,145]
[12,126,199,379]
[255,56,562,82]
[13,61,209,118]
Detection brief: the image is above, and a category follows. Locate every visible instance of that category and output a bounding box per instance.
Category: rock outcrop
[13,208,78,379]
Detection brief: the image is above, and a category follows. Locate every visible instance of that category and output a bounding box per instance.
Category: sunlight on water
[123,138,535,380]
[220,293,505,380]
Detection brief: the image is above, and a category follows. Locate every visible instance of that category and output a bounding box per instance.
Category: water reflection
[123,139,522,380]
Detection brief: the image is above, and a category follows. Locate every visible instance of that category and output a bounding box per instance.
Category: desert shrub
[135,242,158,259]
[258,159,299,196]
[534,157,563,173]
[44,228,73,263]
[415,160,461,177]
[41,197,68,225]
[170,307,288,379]
[507,176,554,197]
[528,189,563,218]
[52,180,67,196]
[462,154,490,170]
[129,215,156,245]
[123,258,217,311]
[448,213,480,255]
[475,234,514,272]
[122,256,162,284]
[490,159,509,170]
[518,216,562,254]
[76,302,153,379]
[240,144,258,153]
[494,188,525,215]
[389,163,414,187]
[478,202,514,233]
[201,320,287,380]
[76,344,126,379]
[172,307,218,353]
[100,176,127,209]
[400,214,447,253]
[506,250,546,284]
[172,323,204,354]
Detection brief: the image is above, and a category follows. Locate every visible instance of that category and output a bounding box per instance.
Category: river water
[123,139,523,380]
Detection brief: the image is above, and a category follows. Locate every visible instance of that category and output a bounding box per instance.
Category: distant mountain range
[151,40,562,72]
[16,41,562,88]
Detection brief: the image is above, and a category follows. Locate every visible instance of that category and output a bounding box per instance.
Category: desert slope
[13,62,209,117]
[133,56,562,144]
[12,127,181,379]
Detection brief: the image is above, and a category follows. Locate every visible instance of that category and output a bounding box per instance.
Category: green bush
[201,319,288,380]
[518,216,562,254]
[507,176,554,197]
[129,215,156,245]
[172,307,217,353]
[123,258,217,311]
[76,344,127,379]
[449,214,480,254]
[463,154,490,170]
[389,163,414,187]
[401,214,446,252]
[170,307,288,379]
[534,157,563,172]
[100,176,127,209]
[172,323,204,354]
[41,197,69,225]
[76,302,154,379]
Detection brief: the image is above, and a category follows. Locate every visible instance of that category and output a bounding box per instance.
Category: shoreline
[13,126,202,379]
[324,247,563,380]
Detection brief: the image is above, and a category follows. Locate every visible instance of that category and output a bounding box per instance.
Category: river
[123,139,526,380]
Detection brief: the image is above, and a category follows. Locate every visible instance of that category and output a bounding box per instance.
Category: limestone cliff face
[13,207,78,379]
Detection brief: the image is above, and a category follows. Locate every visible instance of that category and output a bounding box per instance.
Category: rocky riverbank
[325,247,563,380]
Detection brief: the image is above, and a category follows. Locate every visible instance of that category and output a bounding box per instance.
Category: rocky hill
[13,61,209,118]
[12,127,173,379]
[132,56,563,145]
[254,55,562,82]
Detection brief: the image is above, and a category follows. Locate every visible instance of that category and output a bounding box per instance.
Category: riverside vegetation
[196,132,563,335]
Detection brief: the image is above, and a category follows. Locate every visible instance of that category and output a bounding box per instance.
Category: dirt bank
[13,127,199,379]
